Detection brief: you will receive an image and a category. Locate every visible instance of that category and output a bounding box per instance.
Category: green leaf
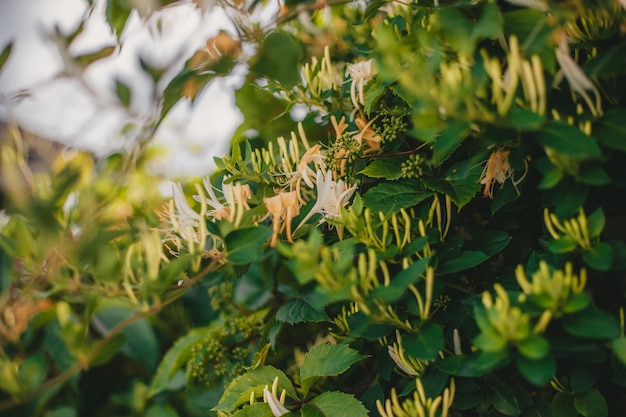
[612,337,626,366]
[586,40,626,79]
[106,0,132,37]
[225,226,273,265]
[431,121,469,166]
[363,180,433,215]
[92,299,158,371]
[563,309,621,340]
[214,366,297,412]
[471,231,511,257]
[0,41,13,73]
[586,208,605,238]
[437,251,488,275]
[546,236,579,254]
[551,393,578,417]
[115,79,131,107]
[369,257,429,302]
[517,334,549,360]
[574,388,608,417]
[73,45,116,67]
[276,299,328,324]
[251,31,302,88]
[145,404,179,417]
[149,327,212,397]
[576,164,610,186]
[231,403,273,417]
[486,377,521,416]
[582,242,613,271]
[359,157,404,180]
[402,321,445,361]
[300,391,369,417]
[535,121,601,160]
[594,109,626,152]
[300,344,367,397]
[89,333,127,366]
[422,161,483,208]
[516,355,555,386]
[47,407,77,417]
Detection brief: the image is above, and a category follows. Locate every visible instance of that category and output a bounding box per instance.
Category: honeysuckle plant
[2,0,626,416]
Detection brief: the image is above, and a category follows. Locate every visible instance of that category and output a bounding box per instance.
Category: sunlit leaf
[300,344,367,397]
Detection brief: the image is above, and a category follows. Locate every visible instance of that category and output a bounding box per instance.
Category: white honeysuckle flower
[345,59,376,109]
[388,345,419,377]
[194,177,230,220]
[172,182,201,225]
[555,36,602,116]
[504,0,548,10]
[453,329,463,355]
[263,385,290,417]
[194,176,251,223]
[296,170,357,229]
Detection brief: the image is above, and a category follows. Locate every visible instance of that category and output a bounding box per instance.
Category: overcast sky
[0,0,245,178]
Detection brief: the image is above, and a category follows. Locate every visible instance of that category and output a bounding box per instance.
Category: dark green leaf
[582,243,613,271]
[359,157,404,180]
[612,337,626,366]
[93,299,158,371]
[225,226,272,265]
[0,41,13,73]
[551,393,578,417]
[363,180,433,214]
[516,355,555,386]
[437,251,488,275]
[214,366,297,412]
[115,79,131,107]
[486,377,521,416]
[402,321,445,361]
[535,121,601,160]
[586,208,605,238]
[275,299,328,324]
[431,121,469,166]
[570,363,600,393]
[231,403,273,417]
[586,41,626,78]
[517,334,549,360]
[576,164,610,186]
[546,236,578,254]
[594,109,626,152]
[422,161,482,208]
[149,327,212,397]
[300,344,367,397]
[300,391,368,417]
[437,350,511,377]
[472,231,511,257]
[574,388,608,417]
[563,309,620,340]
